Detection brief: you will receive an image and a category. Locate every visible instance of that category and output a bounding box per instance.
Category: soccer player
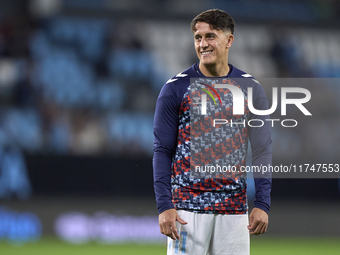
[153,9,272,255]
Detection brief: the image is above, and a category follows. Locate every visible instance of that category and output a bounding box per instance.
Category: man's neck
[199,62,230,77]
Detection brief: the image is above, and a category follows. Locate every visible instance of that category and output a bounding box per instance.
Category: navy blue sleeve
[248,83,272,214]
[153,83,182,214]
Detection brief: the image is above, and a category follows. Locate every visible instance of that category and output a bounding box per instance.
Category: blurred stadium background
[0,0,340,254]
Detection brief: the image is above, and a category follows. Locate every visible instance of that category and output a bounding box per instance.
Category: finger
[167,231,175,240]
[249,221,262,235]
[164,230,175,240]
[166,227,177,240]
[162,224,176,240]
[264,224,268,233]
[260,222,268,234]
[161,223,174,239]
[249,228,257,234]
[176,216,188,225]
[248,216,253,228]
[253,222,265,235]
[171,231,177,240]
[247,215,257,230]
[260,224,266,234]
[254,222,264,235]
[249,228,256,235]
[247,219,258,233]
[170,223,180,240]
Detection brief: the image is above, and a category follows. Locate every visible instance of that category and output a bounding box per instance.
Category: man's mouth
[201,50,213,56]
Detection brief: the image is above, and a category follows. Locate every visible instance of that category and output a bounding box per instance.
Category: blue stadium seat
[106,113,153,155]
[107,49,153,80]
[3,109,42,151]
[95,79,124,110]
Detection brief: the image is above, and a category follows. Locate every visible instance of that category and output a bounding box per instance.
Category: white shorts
[167,210,249,255]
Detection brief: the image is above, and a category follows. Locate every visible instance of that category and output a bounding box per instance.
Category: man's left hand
[247,207,268,235]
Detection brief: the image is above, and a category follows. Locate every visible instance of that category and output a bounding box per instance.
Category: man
[153,9,272,255]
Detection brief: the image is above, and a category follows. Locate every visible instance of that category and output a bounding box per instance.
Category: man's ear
[226,34,234,48]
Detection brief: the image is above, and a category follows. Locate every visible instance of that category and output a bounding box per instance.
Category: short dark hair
[191,9,235,34]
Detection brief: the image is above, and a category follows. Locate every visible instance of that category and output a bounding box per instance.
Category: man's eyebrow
[194,32,217,37]
[205,32,216,37]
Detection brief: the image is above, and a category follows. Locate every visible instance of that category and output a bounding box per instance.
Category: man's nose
[200,38,208,48]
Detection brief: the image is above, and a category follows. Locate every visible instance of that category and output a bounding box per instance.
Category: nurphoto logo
[193,83,312,128]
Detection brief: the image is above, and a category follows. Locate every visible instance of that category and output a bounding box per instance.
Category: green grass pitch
[0,237,340,255]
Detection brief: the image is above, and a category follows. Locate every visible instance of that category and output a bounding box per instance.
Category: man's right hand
[159,208,188,240]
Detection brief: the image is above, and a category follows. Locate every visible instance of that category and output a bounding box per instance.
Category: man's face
[194,22,233,67]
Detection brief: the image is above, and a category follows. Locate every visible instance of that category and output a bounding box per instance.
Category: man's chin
[200,61,215,67]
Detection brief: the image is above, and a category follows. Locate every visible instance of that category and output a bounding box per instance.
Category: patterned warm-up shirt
[153,63,272,215]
